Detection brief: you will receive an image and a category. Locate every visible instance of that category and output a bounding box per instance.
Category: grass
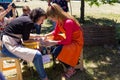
[22,46,120,80]
[84,46,120,80]
[12,0,120,80]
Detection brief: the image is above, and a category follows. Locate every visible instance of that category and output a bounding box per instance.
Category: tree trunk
[80,0,85,23]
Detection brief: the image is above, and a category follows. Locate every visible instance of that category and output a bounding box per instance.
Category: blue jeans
[51,45,63,58]
[0,72,6,80]
[1,45,47,80]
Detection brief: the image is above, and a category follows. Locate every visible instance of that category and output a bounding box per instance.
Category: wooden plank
[82,26,116,45]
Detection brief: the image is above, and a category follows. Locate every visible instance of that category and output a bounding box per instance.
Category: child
[44,3,84,78]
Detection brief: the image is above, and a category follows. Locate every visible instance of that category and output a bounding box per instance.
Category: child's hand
[39,38,45,46]
[43,36,47,41]
[44,40,57,47]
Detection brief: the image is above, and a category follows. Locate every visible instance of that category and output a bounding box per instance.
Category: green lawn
[13,0,120,80]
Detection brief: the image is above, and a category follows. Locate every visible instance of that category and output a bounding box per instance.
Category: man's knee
[33,50,42,61]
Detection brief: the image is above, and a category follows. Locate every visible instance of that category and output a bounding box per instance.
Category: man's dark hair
[30,8,46,22]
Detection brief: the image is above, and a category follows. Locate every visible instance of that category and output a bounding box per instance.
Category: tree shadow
[84,46,120,80]
[21,46,120,80]
[22,65,39,80]
[73,15,120,27]
[21,62,95,80]
[85,16,117,26]
[45,63,94,80]
[42,15,120,34]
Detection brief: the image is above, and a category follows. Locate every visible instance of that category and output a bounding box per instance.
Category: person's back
[21,6,31,16]
[21,6,41,34]
[48,0,69,12]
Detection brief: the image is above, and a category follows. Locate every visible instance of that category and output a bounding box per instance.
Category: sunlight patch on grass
[86,68,94,75]
[61,76,66,80]
[98,57,112,65]
[106,56,110,61]
[100,61,112,65]
[44,61,53,68]
[85,61,98,68]
[98,71,106,75]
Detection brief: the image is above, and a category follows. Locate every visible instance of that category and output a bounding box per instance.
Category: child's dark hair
[30,8,46,22]
[22,6,30,12]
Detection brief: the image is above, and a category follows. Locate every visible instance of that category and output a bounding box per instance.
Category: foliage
[85,0,119,6]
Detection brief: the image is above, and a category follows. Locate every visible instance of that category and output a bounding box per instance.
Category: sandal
[63,67,76,78]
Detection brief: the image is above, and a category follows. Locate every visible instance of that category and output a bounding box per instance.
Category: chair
[0,45,23,80]
[0,57,23,80]
[74,49,84,71]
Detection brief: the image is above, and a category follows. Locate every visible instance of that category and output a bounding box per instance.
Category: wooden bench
[83,26,116,46]
[0,52,23,80]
